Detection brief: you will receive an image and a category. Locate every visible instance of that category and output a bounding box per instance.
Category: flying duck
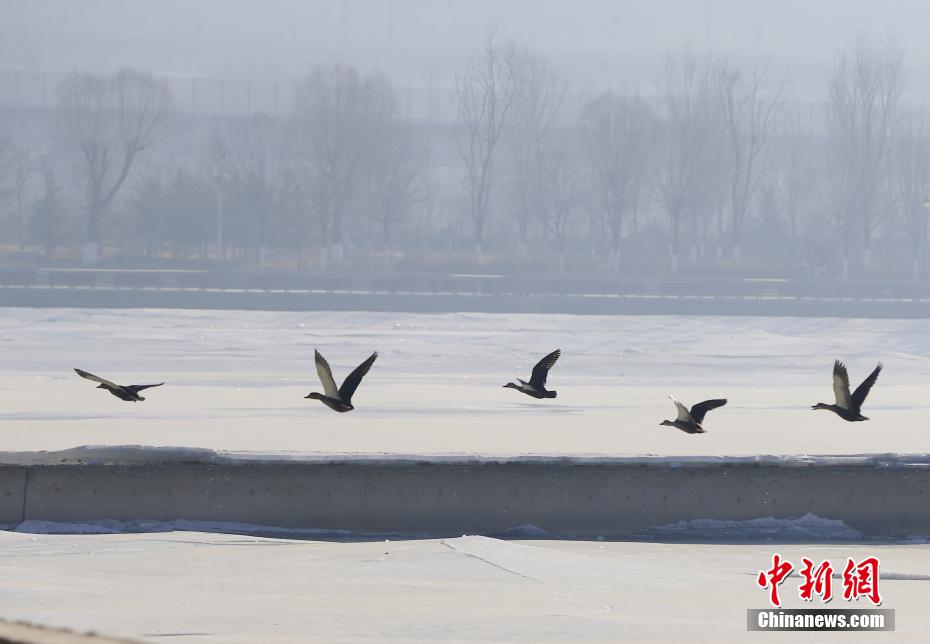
[660,395,727,434]
[305,349,377,412]
[812,360,882,422]
[503,349,561,399]
[74,368,163,402]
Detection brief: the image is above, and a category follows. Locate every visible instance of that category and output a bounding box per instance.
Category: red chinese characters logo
[842,557,882,605]
[756,554,882,607]
[798,558,834,603]
[756,553,794,607]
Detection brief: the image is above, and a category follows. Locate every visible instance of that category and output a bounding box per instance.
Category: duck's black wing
[690,399,727,424]
[127,383,164,393]
[74,368,118,389]
[338,352,378,403]
[529,349,561,389]
[851,363,882,411]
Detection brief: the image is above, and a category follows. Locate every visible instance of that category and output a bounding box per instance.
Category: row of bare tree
[454,33,928,277]
[1,35,929,278]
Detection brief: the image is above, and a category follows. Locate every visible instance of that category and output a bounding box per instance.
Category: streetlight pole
[216,182,224,263]
[920,199,930,279]
[213,162,227,264]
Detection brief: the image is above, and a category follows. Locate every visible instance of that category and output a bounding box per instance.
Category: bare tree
[538,139,584,272]
[58,69,173,263]
[364,119,424,269]
[826,37,902,276]
[212,114,281,266]
[580,92,657,270]
[655,52,715,274]
[507,47,564,255]
[0,135,33,246]
[10,147,34,247]
[29,155,65,257]
[131,162,212,261]
[0,135,15,241]
[292,65,393,268]
[712,58,782,260]
[892,113,930,278]
[778,114,814,241]
[455,27,516,263]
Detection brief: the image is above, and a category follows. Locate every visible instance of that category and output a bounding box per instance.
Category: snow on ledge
[1,444,930,468]
[7,513,922,543]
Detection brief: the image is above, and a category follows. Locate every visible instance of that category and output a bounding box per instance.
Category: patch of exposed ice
[492,524,552,538]
[639,513,863,541]
[11,519,362,539]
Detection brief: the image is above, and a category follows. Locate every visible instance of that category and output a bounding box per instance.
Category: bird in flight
[74,368,164,402]
[305,349,378,412]
[660,395,727,434]
[503,349,561,399]
[812,360,882,422]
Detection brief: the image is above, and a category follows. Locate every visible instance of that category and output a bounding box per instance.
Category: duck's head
[659,419,674,426]
[502,382,518,390]
[305,392,323,400]
[97,384,106,389]
[811,403,829,411]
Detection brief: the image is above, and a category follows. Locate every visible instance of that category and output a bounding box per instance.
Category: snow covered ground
[1,307,928,456]
[1,530,928,642]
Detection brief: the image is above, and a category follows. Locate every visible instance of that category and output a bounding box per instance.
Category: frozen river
[1,531,927,643]
[1,307,928,457]
[2,307,929,643]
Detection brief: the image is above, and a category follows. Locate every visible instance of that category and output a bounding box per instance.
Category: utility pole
[215,182,224,263]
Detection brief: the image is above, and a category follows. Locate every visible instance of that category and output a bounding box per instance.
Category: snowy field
[1,531,928,643]
[1,307,928,456]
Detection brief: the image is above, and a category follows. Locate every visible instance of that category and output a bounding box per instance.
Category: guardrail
[4,269,930,318]
[3,268,930,301]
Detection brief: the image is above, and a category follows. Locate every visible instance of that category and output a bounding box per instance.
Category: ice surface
[2,307,930,456]
[1,530,929,643]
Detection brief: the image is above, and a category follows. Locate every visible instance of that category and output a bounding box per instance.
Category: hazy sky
[3,0,929,98]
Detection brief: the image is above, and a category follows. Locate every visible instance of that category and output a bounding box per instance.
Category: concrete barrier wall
[0,467,24,525]
[3,452,930,537]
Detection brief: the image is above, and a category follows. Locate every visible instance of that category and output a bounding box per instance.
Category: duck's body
[660,395,727,434]
[504,349,560,399]
[306,393,355,413]
[812,360,881,422]
[505,378,557,399]
[305,349,377,413]
[74,368,163,402]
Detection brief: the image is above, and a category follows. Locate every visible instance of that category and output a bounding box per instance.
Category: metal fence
[5,67,930,134]
[0,69,464,123]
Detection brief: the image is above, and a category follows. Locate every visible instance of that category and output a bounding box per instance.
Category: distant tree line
[1,35,929,279]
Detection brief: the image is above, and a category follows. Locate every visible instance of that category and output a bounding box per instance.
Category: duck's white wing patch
[832,361,852,410]
[74,368,118,389]
[314,350,340,399]
[670,395,693,423]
